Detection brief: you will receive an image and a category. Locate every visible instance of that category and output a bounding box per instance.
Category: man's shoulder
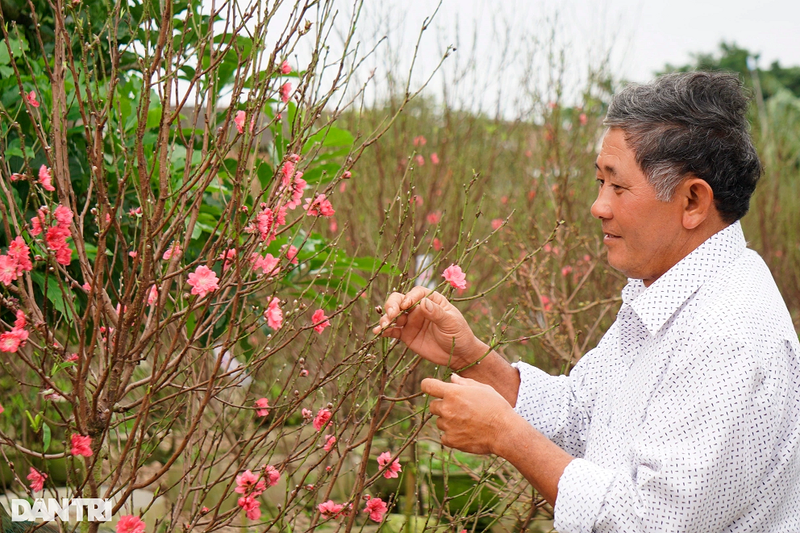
[688,246,797,348]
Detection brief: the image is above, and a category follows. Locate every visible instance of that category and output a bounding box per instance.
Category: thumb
[421,297,446,323]
[451,373,479,386]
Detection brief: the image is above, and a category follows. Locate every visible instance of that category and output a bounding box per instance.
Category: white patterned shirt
[513,221,800,532]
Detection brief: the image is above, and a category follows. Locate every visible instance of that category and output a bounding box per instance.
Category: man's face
[591,128,688,286]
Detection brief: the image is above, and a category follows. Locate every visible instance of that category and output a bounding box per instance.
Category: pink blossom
[364,497,387,522]
[339,182,347,193]
[38,165,55,191]
[45,225,72,265]
[147,285,158,306]
[218,248,237,270]
[303,194,335,217]
[561,266,573,277]
[280,60,292,74]
[71,434,93,457]
[280,160,297,186]
[116,515,146,533]
[541,295,553,311]
[256,209,275,242]
[323,435,336,452]
[329,218,338,233]
[300,369,309,377]
[442,264,467,290]
[265,297,283,330]
[280,82,292,103]
[430,152,440,165]
[0,404,3,414]
[410,195,423,206]
[14,310,26,329]
[491,218,503,230]
[251,253,280,277]
[163,242,181,260]
[234,110,246,134]
[82,282,92,291]
[236,470,266,496]
[313,408,331,431]
[302,408,313,420]
[264,464,280,486]
[286,176,306,209]
[318,500,344,519]
[342,170,351,179]
[579,113,588,126]
[10,172,24,181]
[255,398,270,417]
[377,451,402,479]
[275,205,288,225]
[27,467,47,492]
[414,155,425,166]
[413,135,427,147]
[0,255,17,286]
[237,496,261,520]
[433,238,443,251]
[129,207,143,216]
[25,91,40,108]
[311,309,331,333]
[65,353,79,362]
[29,215,43,236]
[187,266,219,298]
[54,205,73,226]
[282,245,299,265]
[426,211,441,224]
[8,237,33,275]
[500,195,508,205]
[0,329,26,352]
[129,251,138,259]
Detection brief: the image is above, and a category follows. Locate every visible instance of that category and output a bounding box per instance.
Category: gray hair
[604,71,762,223]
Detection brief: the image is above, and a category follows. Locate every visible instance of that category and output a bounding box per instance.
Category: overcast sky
[344,0,800,113]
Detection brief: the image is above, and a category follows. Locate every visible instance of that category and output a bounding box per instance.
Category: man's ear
[679,177,716,230]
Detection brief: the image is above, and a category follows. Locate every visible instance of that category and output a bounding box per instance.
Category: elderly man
[374,72,800,532]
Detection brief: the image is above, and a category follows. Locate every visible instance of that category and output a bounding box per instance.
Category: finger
[399,286,440,310]
[450,374,479,386]
[378,327,402,339]
[428,398,444,417]
[382,292,407,320]
[435,417,448,432]
[421,377,453,398]
[417,297,447,324]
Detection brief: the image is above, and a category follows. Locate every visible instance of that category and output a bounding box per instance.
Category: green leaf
[25,410,38,432]
[32,272,77,322]
[146,106,164,129]
[0,37,30,66]
[42,423,51,453]
[302,162,341,185]
[301,127,355,154]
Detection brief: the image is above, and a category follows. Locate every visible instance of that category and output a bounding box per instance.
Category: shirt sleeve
[553,337,788,533]
[512,342,612,458]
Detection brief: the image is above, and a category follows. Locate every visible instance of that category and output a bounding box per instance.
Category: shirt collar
[623,221,747,336]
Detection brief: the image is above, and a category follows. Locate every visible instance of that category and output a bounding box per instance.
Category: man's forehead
[595,161,617,176]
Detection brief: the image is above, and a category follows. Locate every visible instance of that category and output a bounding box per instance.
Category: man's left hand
[421,374,518,456]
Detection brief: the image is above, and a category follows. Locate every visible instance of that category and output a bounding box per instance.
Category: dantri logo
[10,498,112,522]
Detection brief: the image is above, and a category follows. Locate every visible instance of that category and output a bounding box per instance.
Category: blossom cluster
[29,204,74,265]
[316,496,387,523]
[0,310,30,353]
[235,465,281,520]
[0,236,33,286]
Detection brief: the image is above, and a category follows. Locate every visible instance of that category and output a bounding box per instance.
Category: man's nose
[590,190,611,220]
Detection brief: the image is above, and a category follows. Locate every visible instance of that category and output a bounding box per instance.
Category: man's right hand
[372,287,486,370]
